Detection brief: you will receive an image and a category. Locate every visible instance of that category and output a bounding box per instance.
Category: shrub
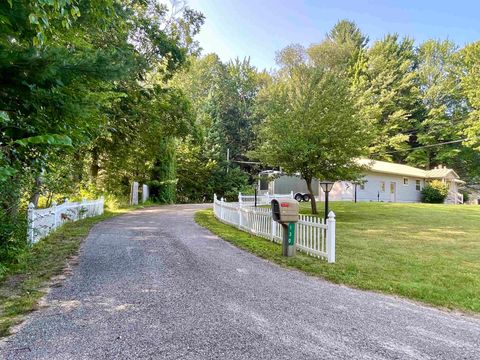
[421,180,448,203]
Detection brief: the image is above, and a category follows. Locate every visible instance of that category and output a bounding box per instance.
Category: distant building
[257,159,465,204]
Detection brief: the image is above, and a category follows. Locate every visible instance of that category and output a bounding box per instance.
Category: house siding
[263,171,430,203]
[356,172,424,203]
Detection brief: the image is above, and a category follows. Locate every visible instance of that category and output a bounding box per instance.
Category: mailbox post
[271,198,299,257]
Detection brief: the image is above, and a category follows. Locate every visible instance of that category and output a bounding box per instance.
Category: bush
[461,191,470,203]
[421,180,448,203]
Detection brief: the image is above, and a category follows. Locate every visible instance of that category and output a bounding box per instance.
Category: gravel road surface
[1,204,479,359]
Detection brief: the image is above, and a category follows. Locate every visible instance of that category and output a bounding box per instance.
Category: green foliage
[459,41,480,150]
[356,34,420,157]
[421,180,449,203]
[0,0,205,264]
[171,54,262,200]
[409,39,467,168]
[253,45,371,213]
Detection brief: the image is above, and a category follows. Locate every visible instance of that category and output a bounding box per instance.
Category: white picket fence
[213,194,336,262]
[27,197,104,244]
[238,192,293,207]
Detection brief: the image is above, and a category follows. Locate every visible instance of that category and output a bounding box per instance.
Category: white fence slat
[27,197,104,244]
[213,193,334,262]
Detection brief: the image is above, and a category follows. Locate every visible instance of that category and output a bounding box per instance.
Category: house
[258,159,465,204]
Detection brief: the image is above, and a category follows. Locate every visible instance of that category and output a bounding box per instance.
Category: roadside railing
[27,197,104,244]
[213,194,335,263]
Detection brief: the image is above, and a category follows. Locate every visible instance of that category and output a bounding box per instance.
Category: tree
[252,47,370,214]
[411,39,467,168]
[355,34,421,159]
[171,54,263,200]
[0,0,204,260]
[459,41,480,150]
[327,20,369,49]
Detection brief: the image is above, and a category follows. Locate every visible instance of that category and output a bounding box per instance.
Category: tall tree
[355,34,421,159]
[411,39,466,168]
[459,41,480,150]
[252,46,371,214]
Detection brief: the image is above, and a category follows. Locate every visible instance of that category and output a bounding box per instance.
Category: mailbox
[271,198,299,223]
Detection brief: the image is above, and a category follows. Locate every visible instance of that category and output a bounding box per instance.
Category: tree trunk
[90,147,100,183]
[73,151,83,183]
[29,175,42,207]
[305,177,317,215]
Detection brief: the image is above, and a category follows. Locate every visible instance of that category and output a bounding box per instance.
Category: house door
[390,182,396,202]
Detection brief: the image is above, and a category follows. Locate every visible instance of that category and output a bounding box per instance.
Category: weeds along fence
[27,197,104,244]
[213,194,335,263]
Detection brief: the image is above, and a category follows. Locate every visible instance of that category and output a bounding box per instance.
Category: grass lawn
[0,206,137,337]
[195,201,480,314]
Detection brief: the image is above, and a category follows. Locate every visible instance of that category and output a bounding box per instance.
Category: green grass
[0,207,136,337]
[195,201,480,314]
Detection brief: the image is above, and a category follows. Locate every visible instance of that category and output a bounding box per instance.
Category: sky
[187,0,480,70]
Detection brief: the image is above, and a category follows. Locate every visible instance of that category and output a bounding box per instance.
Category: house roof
[357,159,427,178]
[357,158,460,180]
[425,168,459,179]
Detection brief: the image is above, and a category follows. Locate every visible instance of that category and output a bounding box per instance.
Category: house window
[416,179,421,191]
[379,181,385,192]
[359,183,365,190]
[403,177,409,186]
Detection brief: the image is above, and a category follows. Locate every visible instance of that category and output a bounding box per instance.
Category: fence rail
[27,197,104,244]
[238,192,293,207]
[213,194,335,262]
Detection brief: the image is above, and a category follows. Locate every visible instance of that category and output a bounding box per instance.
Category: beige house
[323,159,465,204]
[260,159,465,204]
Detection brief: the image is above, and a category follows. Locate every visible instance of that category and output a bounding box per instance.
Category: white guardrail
[213,193,336,263]
[27,197,104,244]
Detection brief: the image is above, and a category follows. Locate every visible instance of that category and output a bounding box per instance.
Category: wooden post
[326,211,336,263]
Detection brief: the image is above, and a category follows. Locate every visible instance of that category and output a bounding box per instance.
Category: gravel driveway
[1,204,479,359]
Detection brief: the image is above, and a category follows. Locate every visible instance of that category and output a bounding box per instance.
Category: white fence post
[220,197,224,220]
[271,216,276,241]
[27,197,104,244]
[52,201,58,229]
[130,182,139,205]
[239,202,243,229]
[142,184,149,203]
[212,193,335,263]
[27,202,35,244]
[326,211,336,263]
[100,196,105,215]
